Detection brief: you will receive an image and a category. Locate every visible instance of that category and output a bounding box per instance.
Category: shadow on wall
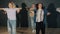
[47,3,58,28]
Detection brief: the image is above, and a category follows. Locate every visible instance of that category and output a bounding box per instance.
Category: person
[16,5,21,28]
[20,3,28,28]
[36,3,45,34]
[29,4,36,32]
[47,3,57,28]
[0,1,21,34]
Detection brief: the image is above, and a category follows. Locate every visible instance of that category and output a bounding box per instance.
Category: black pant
[36,22,45,34]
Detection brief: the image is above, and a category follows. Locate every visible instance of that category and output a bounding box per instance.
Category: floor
[0,27,60,34]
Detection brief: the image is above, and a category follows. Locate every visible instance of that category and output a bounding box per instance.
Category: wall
[0,0,60,28]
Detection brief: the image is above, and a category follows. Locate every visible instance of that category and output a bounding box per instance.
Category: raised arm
[56,8,60,13]
[29,8,33,11]
[0,8,4,10]
[0,8,7,14]
[16,8,22,13]
[47,12,51,16]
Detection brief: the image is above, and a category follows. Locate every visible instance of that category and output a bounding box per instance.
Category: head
[8,1,16,8]
[21,3,27,9]
[31,4,35,8]
[16,5,19,8]
[36,3,44,9]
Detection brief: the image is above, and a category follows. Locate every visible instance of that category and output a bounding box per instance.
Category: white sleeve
[41,10,44,21]
[56,8,60,13]
[15,8,18,10]
[3,8,8,12]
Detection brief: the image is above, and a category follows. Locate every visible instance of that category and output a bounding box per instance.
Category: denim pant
[7,19,16,34]
[30,17,36,30]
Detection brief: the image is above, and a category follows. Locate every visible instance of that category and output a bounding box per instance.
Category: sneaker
[32,30,36,33]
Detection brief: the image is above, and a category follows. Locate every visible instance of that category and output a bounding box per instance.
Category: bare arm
[16,8,22,13]
[0,8,7,14]
[0,8,4,10]
[29,8,33,11]
[47,12,51,15]
[0,8,6,11]
[29,10,34,17]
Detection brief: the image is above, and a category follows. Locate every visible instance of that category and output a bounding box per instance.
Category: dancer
[29,4,36,32]
[20,3,28,27]
[0,1,21,34]
[36,3,45,34]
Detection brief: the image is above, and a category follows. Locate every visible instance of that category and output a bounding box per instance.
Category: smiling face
[8,2,16,8]
[38,3,43,9]
[32,4,35,8]
[8,3,13,8]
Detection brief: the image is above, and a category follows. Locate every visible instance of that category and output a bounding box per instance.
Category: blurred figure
[0,1,21,34]
[56,7,60,28]
[47,3,57,28]
[36,3,45,34]
[29,4,36,32]
[20,3,28,27]
[16,5,21,28]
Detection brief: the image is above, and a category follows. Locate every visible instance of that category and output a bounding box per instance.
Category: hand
[30,11,34,17]
[56,8,60,13]
[47,12,51,16]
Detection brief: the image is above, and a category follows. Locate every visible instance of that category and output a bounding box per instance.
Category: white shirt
[36,9,44,22]
[4,8,18,20]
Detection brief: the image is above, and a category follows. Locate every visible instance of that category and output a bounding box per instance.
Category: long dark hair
[36,3,44,10]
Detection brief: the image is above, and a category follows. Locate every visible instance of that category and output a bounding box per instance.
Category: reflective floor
[0,27,60,34]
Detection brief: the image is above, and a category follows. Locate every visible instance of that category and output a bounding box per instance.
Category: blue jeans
[30,17,36,30]
[7,19,16,34]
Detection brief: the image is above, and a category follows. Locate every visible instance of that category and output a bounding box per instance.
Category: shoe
[32,29,36,33]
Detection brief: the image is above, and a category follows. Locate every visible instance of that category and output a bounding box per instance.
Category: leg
[41,22,45,34]
[34,15,36,29]
[36,22,41,34]
[10,20,16,34]
[28,16,31,28]
[31,17,34,30]
[34,23,36,29]
[31,17,36,32]
[7,20,12,34]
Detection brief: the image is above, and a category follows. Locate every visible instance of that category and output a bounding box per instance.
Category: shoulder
[4,8,9,9]
[3,8,9,11]
[13,8,18,9]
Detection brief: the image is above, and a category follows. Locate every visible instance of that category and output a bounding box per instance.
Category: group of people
[0,1,51,34]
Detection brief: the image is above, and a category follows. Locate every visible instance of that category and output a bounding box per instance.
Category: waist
[36,19,44,22]
[37,21,43,23]
[8,17,16,20]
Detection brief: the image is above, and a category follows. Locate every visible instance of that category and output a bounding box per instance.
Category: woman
[0,1,21,34]
[36,3,45,34]
[29,4,36,32]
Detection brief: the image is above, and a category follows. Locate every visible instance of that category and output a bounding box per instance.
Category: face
[38,3,42,9]
[13,3,16,8]
[8,3,13,8]
[32,4,35,8]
